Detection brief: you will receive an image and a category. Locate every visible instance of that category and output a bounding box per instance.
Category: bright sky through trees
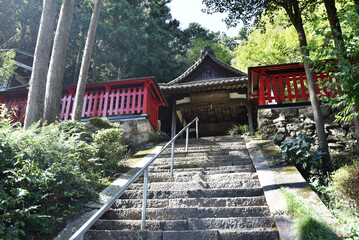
[167,0,241,37]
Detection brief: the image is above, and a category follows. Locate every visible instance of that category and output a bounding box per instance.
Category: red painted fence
[250,63,339,106]
[0,77,166,130]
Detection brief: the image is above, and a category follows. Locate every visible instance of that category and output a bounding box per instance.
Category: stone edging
[244,136,343,239]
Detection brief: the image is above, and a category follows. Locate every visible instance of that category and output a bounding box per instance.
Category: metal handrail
[70,117,199,240]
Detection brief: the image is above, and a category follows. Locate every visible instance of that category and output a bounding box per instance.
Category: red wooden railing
[0,78,166,130]
[250,63,339,106]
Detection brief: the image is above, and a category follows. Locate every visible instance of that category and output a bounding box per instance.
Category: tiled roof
[161,76,247,94]
[167,53,247,85]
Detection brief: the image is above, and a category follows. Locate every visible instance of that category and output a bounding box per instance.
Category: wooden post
[171,98,176,138]
[246,100,254,136]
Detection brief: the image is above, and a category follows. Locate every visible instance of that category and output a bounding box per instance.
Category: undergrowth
[0,107,129,239]
[281,189,339,240]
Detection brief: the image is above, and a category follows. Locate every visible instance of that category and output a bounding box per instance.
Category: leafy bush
[331,158,359,209]
[87,116,112,129]
[228,124,249,136]
[0,112,128,239]
[90,128,127,177]
[0,124,100,239]
[280,134,329,182]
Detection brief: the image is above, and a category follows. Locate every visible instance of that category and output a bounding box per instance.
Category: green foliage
[280,134,329,181]
[87,116,112,129]
[331,158,359,208]
[187,39,233,64]
[0,108,128,239]
[228,124,249,136]
[312,3,359,123]
[90,128,127,177]
[281,189,339,240]
[0,50,16,88]
[232,9,326,72]
[0,123,99,239]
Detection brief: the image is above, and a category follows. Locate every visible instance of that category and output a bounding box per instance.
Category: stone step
[149,164,254,173]
[84,229,220,240]
[102,207,270,220]
[153,152,251,164]
[92,217,275,231]
[127,179,261,191]
[112,196,267,209]
[150,159,253,169]
[146,168,256,179]
[84,229,279,240]
[134,172,259,184]
[120,188,264,200]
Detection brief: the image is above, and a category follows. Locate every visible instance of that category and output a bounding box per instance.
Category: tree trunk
[24,0,57,129]
[283,0,329,155]
[72,0,103,121]
[73,31,84,85]
[323,0,344,51]
[43,0,75,123]
[324,0,359,148]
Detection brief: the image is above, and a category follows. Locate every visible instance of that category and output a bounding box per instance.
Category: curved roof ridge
[167,52,246,85]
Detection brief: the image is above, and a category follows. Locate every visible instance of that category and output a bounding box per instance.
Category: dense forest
[0,0,236,84]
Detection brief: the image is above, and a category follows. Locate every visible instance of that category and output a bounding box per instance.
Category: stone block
[325,123,340,130]
[261,125,277,135]
[277,127,286,133]
[298,107,312,118]
[321,104,332,117]
[329,128,346,137]
[285,123,298,132]
[273,116,286,124]
[279,108,298,118]
[258,118,272,128]
[258,109,279,119]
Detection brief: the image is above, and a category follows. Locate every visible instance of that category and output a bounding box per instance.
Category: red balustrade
[250,63,339,106]
[0,77,166,130]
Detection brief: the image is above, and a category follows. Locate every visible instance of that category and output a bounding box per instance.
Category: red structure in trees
[249,63,339,106]
[0,77,166,130]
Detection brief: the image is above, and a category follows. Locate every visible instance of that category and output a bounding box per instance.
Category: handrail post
[170,141,175,177]
[196,118,199,139]
[141,168,149,230]
[185,127,189,152]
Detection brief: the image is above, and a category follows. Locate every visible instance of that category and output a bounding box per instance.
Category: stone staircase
[85,136,279,240]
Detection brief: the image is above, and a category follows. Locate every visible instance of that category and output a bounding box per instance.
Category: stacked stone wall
[111,117,159,150]
[258,105,356,149]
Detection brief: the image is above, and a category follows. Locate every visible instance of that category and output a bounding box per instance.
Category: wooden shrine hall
[160,46,255,137]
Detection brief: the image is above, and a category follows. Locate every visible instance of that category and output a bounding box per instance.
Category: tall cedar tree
[43,0,75,123]
[24,0,57,128]
[72,0,103,120]
[323,0,359,147]
[202,0,329,155]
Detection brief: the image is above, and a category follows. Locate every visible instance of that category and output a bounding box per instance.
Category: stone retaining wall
[112,117,159,150]
[258,105,356,149]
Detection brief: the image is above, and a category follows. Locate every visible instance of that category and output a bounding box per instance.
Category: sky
[167,0,241,37]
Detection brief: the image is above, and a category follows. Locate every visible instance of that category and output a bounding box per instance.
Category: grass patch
[281,189,339,240]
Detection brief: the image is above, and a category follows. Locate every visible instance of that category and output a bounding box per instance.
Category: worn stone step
[92,216,275,231]
[128,179,261,191]
[85,229,279,240]
[134,172,258,184]
[102,207,270,220]
[153,154,251,164]
[150,160,253,169]
[112,196,267,209]
[84,230,220,240]
[219,229,280,240]
[149,164,254,173]
[120,188,264,200]
[146,168,256,179]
